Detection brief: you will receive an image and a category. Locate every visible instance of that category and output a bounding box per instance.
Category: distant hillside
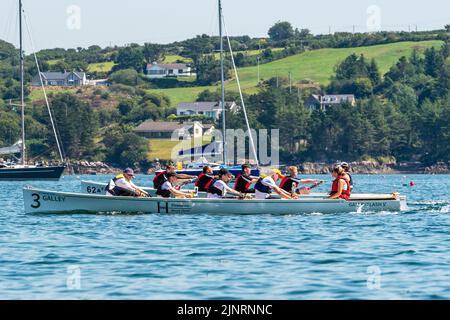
[152,40,444,106]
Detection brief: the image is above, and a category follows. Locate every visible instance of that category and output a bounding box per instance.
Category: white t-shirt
[255,176,277,199]
[207,180,231,199]
[106,177,137,196]
[161,181,173,190]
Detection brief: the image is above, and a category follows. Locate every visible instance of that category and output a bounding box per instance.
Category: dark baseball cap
[218,168,231,176]
[123,168,135,177]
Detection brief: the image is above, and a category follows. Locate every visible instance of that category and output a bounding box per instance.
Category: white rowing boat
[80,180,404,201]
[23,186,407,215]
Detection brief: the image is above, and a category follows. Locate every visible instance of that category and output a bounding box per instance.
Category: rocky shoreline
[66,160,450,175]
[297,161,450,175]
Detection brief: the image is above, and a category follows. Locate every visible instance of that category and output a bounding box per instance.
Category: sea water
[0,174,449,299]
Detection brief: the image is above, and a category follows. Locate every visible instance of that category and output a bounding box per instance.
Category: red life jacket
[195,173,214,192]
[153,170,168,189]
[330,176,351,200]
[234,174,253,192]
[279,176,299,193]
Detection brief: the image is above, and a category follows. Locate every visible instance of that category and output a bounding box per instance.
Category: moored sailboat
[0,0,65,181]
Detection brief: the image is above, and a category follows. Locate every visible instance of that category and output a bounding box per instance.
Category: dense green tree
[195,55,231,85]
[268,21,295,42]
[367,59,381,86]
[50,93,98,158]
[0,111,20,146]
[424,47,444,77]
[114,46,144,72]
[181,34,214,67]
[109,69,141,86]
[102,126,149,167]
[143,43,166,64]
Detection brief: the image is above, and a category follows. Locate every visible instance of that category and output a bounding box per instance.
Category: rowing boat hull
[24,187,407,215]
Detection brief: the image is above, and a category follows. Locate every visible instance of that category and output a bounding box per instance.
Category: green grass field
[46,59,61,66]
[148,137,212,160]
[211,47,284,59]
[153,40,443,105]
[163,55,193,64]
[29,87,77,102]
[87,61,115,73]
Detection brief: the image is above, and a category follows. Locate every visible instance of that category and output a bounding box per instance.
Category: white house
[146,63,192,78]
[177,101,239,120]
[304,94,356,111]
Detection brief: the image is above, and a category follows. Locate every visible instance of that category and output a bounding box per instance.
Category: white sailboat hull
[24,187,407,215]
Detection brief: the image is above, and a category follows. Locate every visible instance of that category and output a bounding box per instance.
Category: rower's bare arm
[170,188,193,198]
[275,187,295,199]
[177,174,196,179]
[300,179,324,185]
[226,186,242,197]
[176,178,194,184]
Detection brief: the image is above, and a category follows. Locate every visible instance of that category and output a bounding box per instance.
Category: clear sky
[1,0,449,51]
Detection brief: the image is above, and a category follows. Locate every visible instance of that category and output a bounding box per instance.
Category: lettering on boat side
[42,194,66,203]
[349,202,387,207]
[169,202,193,213]
[157,202,193,214]
[86,185,104,194]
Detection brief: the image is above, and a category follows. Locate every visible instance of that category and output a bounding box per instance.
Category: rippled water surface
[1,174,450,299]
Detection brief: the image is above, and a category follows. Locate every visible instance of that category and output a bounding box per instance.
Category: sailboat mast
[19,0,26,165]
[218,0,227,165]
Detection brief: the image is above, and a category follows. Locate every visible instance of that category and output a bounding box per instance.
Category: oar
[293,181,324,195]
[309,181,324,190]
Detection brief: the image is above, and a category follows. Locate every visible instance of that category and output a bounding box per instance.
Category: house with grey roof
[134,121,209,139]
[177,101,239,120]
[146,63,192,78]
[305,94,356,111]
[31,71,87,87]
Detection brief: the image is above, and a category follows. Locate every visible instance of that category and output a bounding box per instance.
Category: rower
[153,164,195,189]
[327,166,351,200]
[156,172,194,198]
[106,168,149,197]
[254,169,297,200]
[207,168,244,199]
[234,164,259,194]
[279,166,323,195]
[195,166,215,192]
[340,162,353,192]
